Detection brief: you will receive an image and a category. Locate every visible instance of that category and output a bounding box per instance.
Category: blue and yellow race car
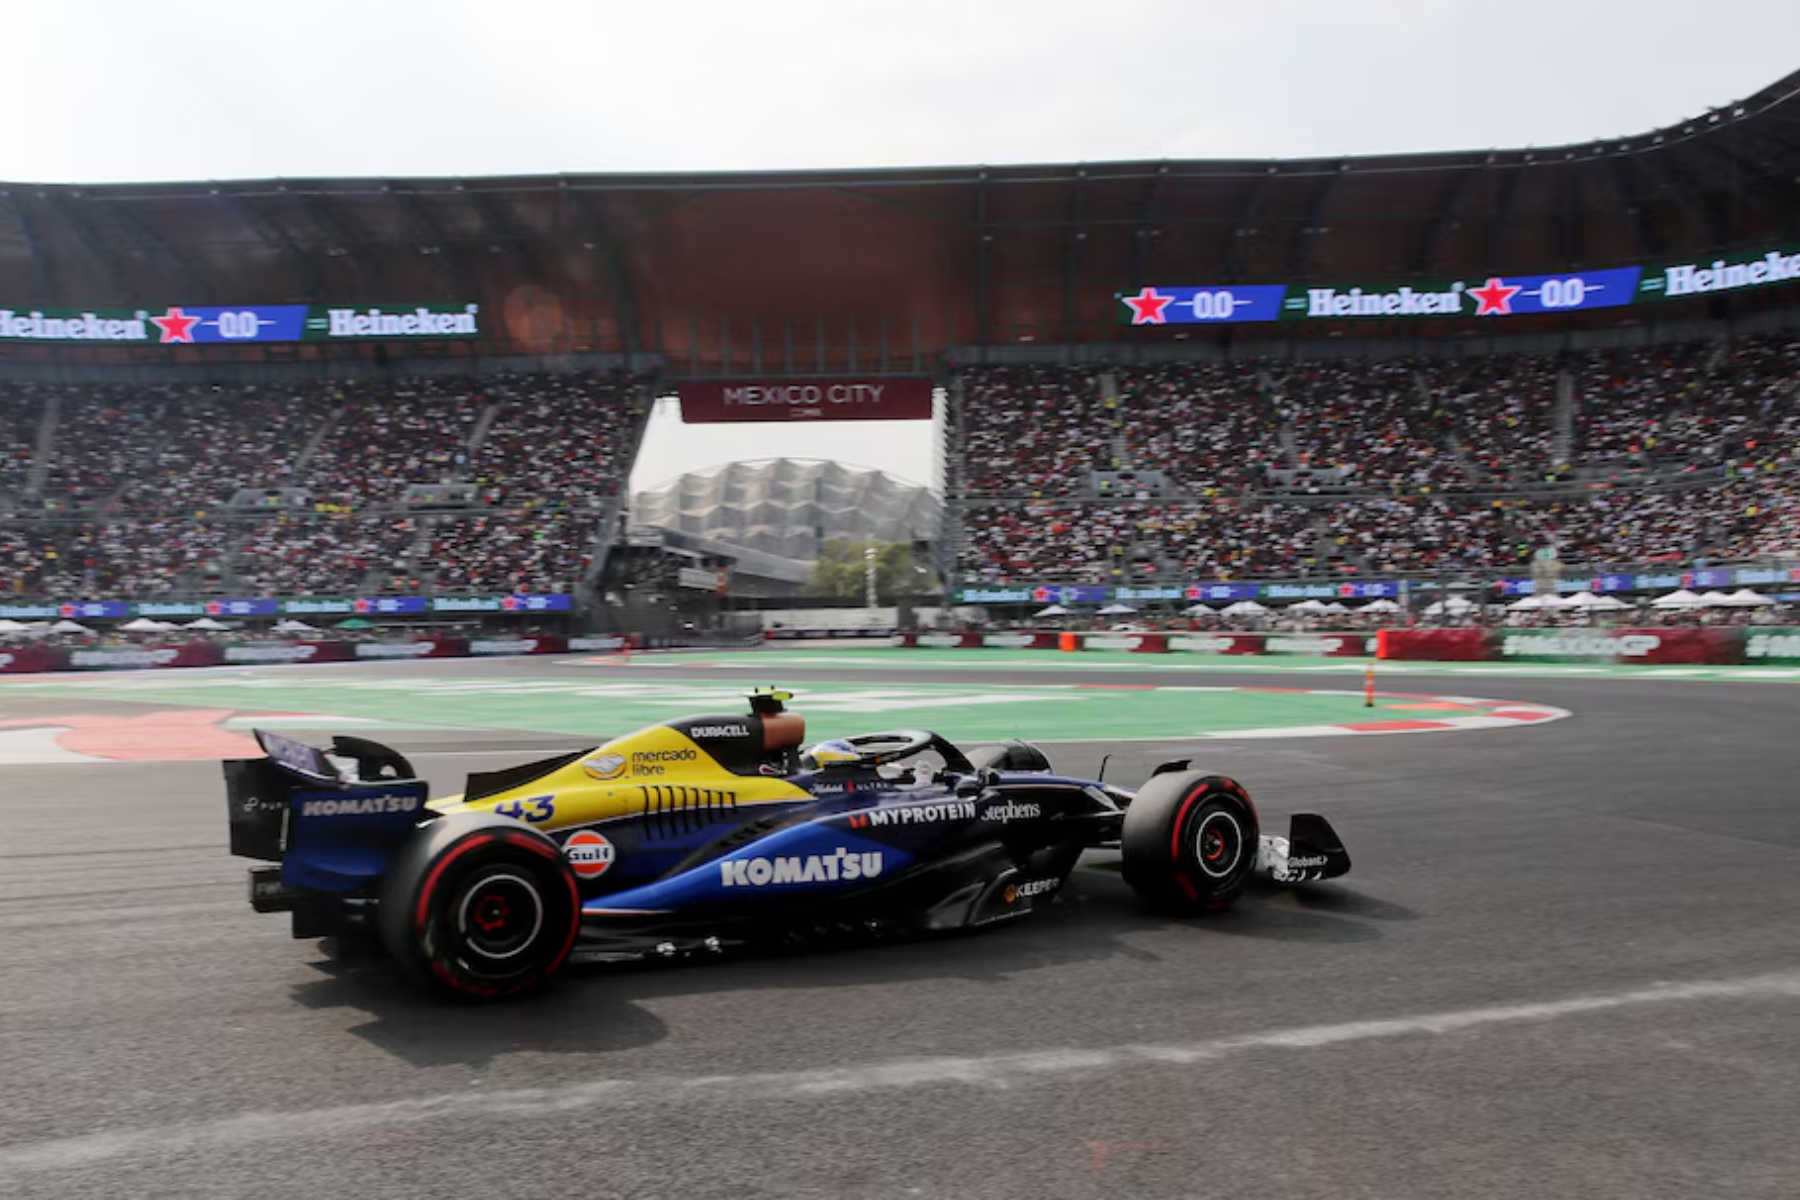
[225,689,1351,999]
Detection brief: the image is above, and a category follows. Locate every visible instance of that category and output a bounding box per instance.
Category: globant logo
[71,648,180,667]
[354,643,436,659]
[1267,636,1344,654]
[719,848,884,887]
[470,639,539,655]
[224,645,319,664]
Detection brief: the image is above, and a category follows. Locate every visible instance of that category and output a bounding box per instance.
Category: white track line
[3,969,1797,1174]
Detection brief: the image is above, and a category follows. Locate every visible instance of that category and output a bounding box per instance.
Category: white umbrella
[1721,588,1777,607]
[274,618,320,632]
[1096,603,1138,615]
[1561,591,1607,609]
[1505,594,1552,611]
[0,618,26,633]
[1360,598,1401,613]
[120,617,174,632]
[1697,590,1734,608]
[1034,604,1069,618]
[1182,603,1214,615]
[50,619,92,634]
[1424,596,1477,616]
[1650,588,1705,609]
[1221,600,1269,616]
[1288,599,1329,612]
[1321,601,1351,613]
[184,617,230,630]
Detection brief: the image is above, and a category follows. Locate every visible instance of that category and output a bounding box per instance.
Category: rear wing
[224,731,429,892]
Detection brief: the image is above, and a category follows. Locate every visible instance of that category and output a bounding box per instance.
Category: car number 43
[494,795,556,823]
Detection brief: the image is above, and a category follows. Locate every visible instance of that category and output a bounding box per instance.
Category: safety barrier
[0,634,641,675]
[893,627,1773,666]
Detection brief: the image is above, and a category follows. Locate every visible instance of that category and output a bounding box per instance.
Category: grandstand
[4,69,1800,625]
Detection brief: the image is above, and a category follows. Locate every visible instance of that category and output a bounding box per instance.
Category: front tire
[378,813,581,1000]
[1121,771,1259,913]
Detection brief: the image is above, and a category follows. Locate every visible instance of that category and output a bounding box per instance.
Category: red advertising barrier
[677,378,934,424]
[0,645,69,673]
[66,643,225,671]
[1263,633,1376,657]
[1495,627,1743,664]
[1078,633,1169,653]
[353,638,469,661]
[221,641,355,666]
[1378,628,1495,661]
[469,635,569,656]
[980,631,1062,650]
[1167,633,1266,655]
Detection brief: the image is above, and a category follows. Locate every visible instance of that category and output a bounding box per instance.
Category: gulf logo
[582,754,627,781]
[564,830,617,879]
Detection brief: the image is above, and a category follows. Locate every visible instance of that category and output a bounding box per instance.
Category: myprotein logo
[1501,633,1661,658]
[851,801,974,828]
[297,793,420,818]
[719,848,884,887]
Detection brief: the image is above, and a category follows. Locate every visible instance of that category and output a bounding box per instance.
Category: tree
[804,540,937,602]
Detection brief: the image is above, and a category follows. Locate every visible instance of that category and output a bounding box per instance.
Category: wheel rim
[1193,810,1244,879]
[455,870,545,962]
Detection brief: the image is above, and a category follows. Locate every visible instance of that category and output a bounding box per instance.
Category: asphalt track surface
[4,654,1800,1199]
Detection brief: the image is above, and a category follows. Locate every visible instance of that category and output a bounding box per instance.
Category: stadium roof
[633,459,941,562]
[2,70,1798,366]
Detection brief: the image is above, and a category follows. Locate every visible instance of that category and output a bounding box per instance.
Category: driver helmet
[800,739,860,771]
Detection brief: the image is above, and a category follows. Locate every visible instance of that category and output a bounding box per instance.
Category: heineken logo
[319,305,480,338]
[1657,250,1800,298]
[0,309,150,342]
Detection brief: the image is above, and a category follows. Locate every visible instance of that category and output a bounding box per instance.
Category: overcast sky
[5,1,1796,491]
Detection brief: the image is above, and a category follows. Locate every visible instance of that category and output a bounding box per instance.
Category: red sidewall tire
[378,813,581,1001]
[1121,771,1260,913]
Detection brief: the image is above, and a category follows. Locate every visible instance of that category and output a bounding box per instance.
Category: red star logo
[1338,584,1357,598]
[1466,277,1521,317]
[1789,568,1800,583]
[353,598,372,614]
[1184,585,1202,601]
[501,595,520,611]
[59,604,75,618]
[1121,287,1173,326]
[149,307,201,344]
[1679,573,1694,588]
[1032,587,1052,603]
[205,600,224,616]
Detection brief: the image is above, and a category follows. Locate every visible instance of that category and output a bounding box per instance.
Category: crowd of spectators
[0,370,641,598]
[1111,362,1280,493]
[959,366,1110,496]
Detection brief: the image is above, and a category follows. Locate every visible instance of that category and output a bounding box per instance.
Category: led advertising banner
[0,593,571,620]
[677,378,934,424]
[0,303,482,345]
[1118,240,1800,326]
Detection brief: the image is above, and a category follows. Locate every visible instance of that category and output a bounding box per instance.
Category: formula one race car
[224,689,1351,999]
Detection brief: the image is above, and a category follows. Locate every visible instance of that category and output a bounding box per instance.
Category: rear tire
[378,813,581,1000]
[1121,771,1259,913]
